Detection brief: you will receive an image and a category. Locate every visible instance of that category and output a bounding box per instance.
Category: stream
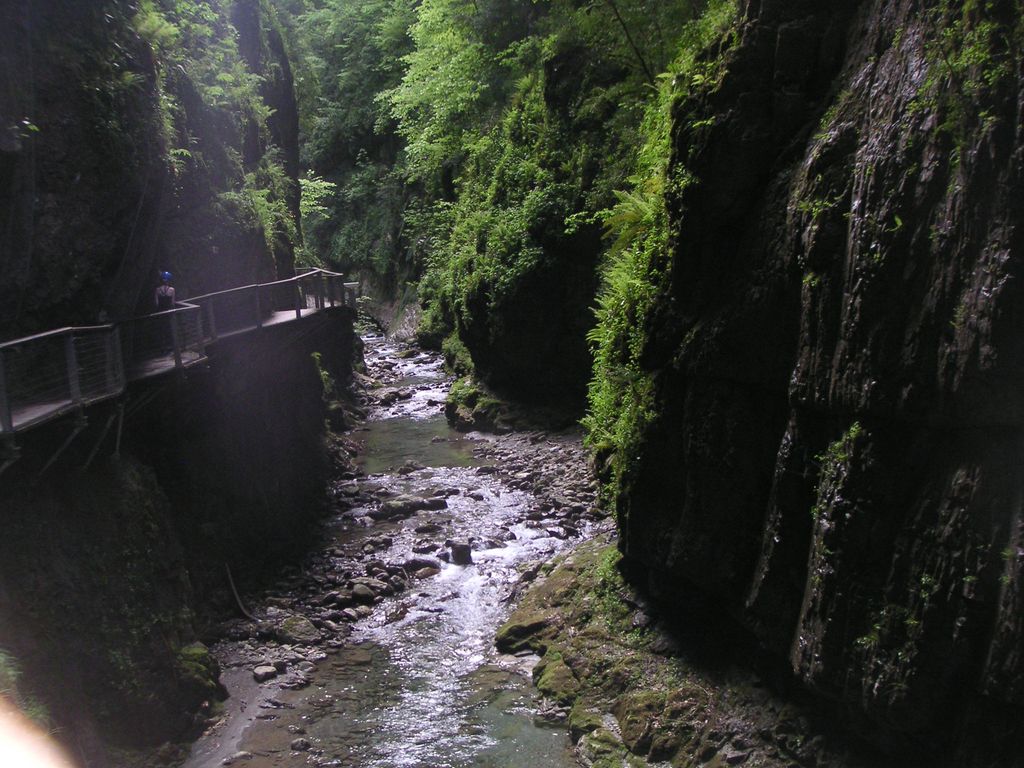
[181,332,602,768]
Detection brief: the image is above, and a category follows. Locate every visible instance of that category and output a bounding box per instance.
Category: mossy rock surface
[276,615,322,645]
[613,690,665,755]
[569,701,604,743]
[501,536,863,768]
[495,612,552,654]
[577,727,629,768]
[176,642,221,701]
[535,652,581,706]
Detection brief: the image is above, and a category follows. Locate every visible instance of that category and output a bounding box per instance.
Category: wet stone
[352,577,391,594]
[275,615,322,645]
[448,541,474,566]
[351,584,375,603]
[252,665,277,682]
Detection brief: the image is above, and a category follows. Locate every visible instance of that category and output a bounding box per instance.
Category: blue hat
[160,271,172,281]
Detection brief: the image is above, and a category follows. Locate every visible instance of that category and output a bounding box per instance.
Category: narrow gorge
[0,1,1021,767]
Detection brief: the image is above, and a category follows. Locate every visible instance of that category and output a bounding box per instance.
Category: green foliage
[271,0,724,377]
[132,0,300,273]
[441,334,476,376]
[583,0,738,500]
[810,422,863,521]
[299,173,337,221]
[912,0,1013,145]
[269,0,417,285]
[796,193,842,221]
[311,351,337,400]
[134,0,181,54]
[814,89,850,141]
[385,0,495,184]
[296,173,336,266]
[397,0,706,360]
[214,151,296,261]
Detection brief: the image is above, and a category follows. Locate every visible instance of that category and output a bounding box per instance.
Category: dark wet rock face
[614,0,1024,763]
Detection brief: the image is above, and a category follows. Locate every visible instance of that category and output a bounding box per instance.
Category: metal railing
[0,269,358,436]
[0,325,124,433]
[121,303,206,381]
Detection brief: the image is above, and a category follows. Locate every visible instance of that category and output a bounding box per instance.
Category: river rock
[290,738,312,751]
[276,615,322,645]
[414,567,441,579]
[351,583,376,603]
[353,576,391,594]
[448,541,473,566]
[253,665,278,682]
[375,387,403,406]
[404,556,442,571]
[371,495,448,520]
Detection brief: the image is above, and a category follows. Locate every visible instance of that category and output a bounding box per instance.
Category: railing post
[294,281,303,319]
[170,313,183,369]
[206,297,219,341]
[65,333,82,404]
[255,284,263,328]
[0,350,13,433]
[104,330,117,395]
[110,327,126,391]
[193,310,206,358]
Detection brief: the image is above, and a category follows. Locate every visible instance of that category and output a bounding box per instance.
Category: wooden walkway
[0,269,358,438]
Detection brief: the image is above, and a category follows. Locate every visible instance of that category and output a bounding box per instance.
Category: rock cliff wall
[0,2,341,758]
[0,310,357,764]
[615,0,1023,762]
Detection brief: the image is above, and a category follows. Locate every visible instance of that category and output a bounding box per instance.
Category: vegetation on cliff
[0,0,301,335]
[271,0,706,403]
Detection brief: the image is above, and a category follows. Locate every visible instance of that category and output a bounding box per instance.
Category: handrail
[187,268,347,303]
[0,324,116,351]
[0,269,358,436]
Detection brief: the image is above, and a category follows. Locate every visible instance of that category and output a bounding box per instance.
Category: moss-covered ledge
[496,537,885,768]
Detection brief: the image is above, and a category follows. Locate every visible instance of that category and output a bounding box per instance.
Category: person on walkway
[155,271,176,311]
